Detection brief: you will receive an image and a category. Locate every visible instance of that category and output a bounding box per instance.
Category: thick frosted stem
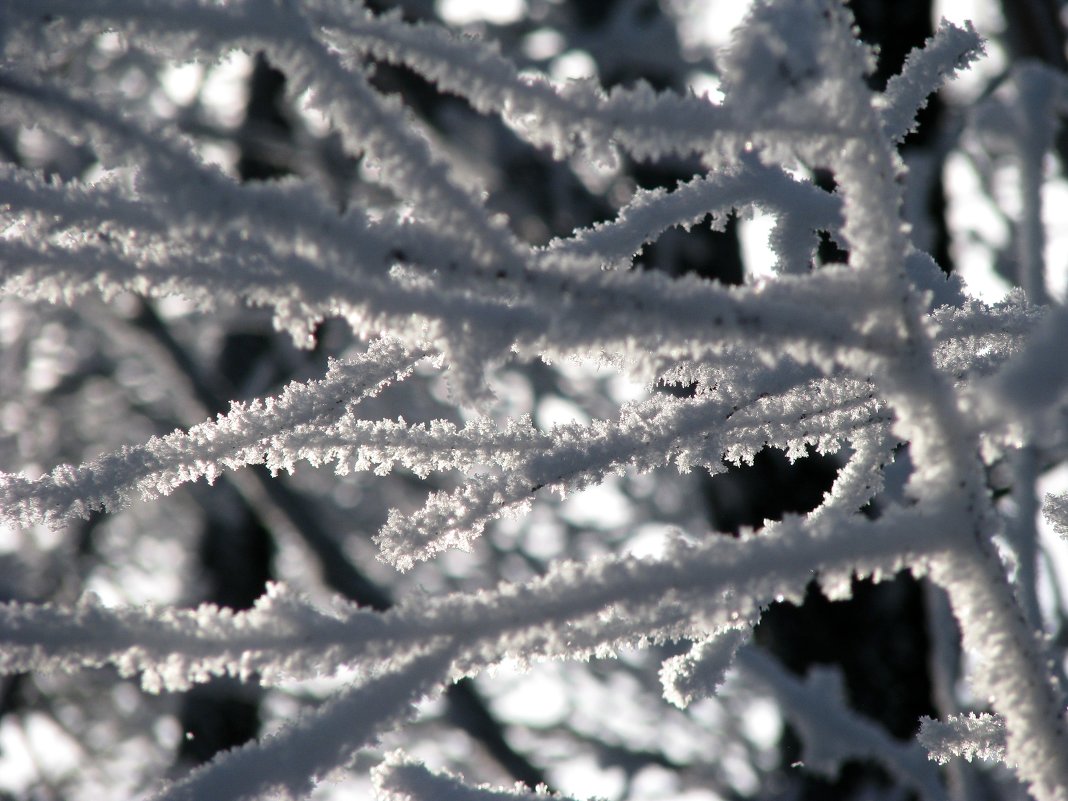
[828,30,1068,798]
[932,540,1068,801]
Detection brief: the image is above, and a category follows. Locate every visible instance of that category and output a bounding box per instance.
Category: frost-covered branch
[918,713,1008,766]
[0,0,1062,799]
[3,301,1041,560]
[157,647,453,801]
[373,756,580,801]
[373,754,576,801]
[0,504,953,691]
[0,338,424,528]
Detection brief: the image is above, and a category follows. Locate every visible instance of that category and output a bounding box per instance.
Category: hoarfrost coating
[0,1,1067,801]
